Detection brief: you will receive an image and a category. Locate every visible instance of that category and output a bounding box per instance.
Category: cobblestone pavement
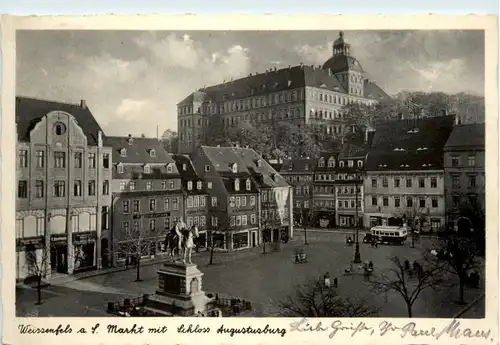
[16,231,484,317]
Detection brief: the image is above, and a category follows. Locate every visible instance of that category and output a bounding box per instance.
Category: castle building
[15,97,112,280]
[177,32,391,154]
[363,115,456,231]
[191,146,293,251]
[104,136,184,265]
[443,124,485,231]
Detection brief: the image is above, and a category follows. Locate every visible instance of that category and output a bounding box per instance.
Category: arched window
[339,161,344,167]
[327,157,336,168]
[318,157,325,167]
[234,179,240,191]
[357,160,363,168]
[246,178,251,191]
[54,122,66,135]
[117,163,124,174]
[232,163,238,173]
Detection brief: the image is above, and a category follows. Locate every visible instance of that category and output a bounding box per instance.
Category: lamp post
[353,170,362,263]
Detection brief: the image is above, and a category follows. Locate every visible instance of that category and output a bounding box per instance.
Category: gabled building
[363,115,456,231]
[191,145,293,251]
[443,124,485,231]
[171,154,209,248]
[312,152,338,228]
[275,158,314,222]
[105,136,183,264]
[15,97,113,280]
[177,32,391,154]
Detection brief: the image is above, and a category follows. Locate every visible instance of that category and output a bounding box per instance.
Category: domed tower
[322,31,365,97]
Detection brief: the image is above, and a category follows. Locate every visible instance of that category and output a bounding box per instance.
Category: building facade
[171,154,210,248]
[16,97,112,281]
[191,146,293,251]
[312,153,338,228]
[177,32,390,154]
[363,116,456,232]
[443,124,485,231]
[105,136,184,264]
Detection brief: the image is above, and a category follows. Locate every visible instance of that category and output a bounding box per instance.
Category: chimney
[364,128,369,144]
[300,62,304,68]
[127,134,133,145]
[98,131,103,148]
[80,99,87,109]
[328,69,332,76]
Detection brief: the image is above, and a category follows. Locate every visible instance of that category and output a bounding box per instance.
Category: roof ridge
[16,95,86,108]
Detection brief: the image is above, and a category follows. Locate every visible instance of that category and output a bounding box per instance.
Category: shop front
[16,237,45,281]
[73,232,97,272]
[232,231,249,250]
[50,234,68,274]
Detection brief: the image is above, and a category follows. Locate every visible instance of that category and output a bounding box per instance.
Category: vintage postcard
[1,14,498,345]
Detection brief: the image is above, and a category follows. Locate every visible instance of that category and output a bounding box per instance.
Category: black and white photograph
[8,24,493,322]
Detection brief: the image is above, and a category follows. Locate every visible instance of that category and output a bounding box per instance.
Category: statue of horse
[165,223,199,264]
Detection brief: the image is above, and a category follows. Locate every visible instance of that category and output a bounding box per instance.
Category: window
[406,178,412,188]
[407,197,413,207]
[187,181,193,190]
[234,179,240,191]
[117,164,124,174]
[327,157,335,167]
[236,216,242,226]
[133,220,140,231]
[250,196,255,205]
[120,149,127,157]
[18,180,27,198]
[172,197,179,210]
[431,177,437,188]
[468,175,476,188]
[211,197,217,207]
[74,152,83,168]
[36,150,44,168]
[197,181,202,190]
[468,155,476,167]
[207,182,212,189]
[18,149,28,168]
[452,175,461,188]
[339,161,345,167]
[371,178,377,187]
[205,165,210,172]
[74,180,82,196]
[187,196,193,208]
[169,181,175,189]
[103,153,110,168]
[88,180,96,196]
[394,197,400,208]
[383,197,389,206]
[88,153,96,168]
[123,221,129,233]
[246,179,251,191]
[318,157,325,167]
[419,198,426,208]
[200,196,206,207]
[149,199,156,212]
[382,178,388,187]
[164,217,171,230]
[149,219,156,230]
[230,216,235,226]
[54,151,66,168]
[35,180,44,198]
[452,195,460,207]
[164,197,170,210]
[236,197,241,207]
[133,200,140,213]
[123,201,130,213]
[357,160,363,168]
[451,156,460,167]
[304,200,309,208]
[348,160,354,168]
[150,149,156,157]
[120,181,126,191]
[419,178,425,188]
[144,165,151,174]
[166,164,173,173]
[251,214,256,224]
[232,163,238,173]
[394,178,400,188]
[211,216,218,227]
[242,215,248,226]
[432,198,438,208]
[127,181,134,191]
[194,196,200,208]
[146,181,152,190]
[371,197,377,206]
[54,180,65,197]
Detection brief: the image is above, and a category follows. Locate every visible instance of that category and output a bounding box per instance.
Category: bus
[363,225,408,245]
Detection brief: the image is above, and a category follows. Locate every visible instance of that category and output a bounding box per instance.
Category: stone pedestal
[145,262,215,316]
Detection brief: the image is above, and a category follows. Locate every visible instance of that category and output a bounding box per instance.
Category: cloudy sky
[17,30,484,137]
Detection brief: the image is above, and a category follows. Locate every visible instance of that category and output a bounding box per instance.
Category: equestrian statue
[164,218,200,264]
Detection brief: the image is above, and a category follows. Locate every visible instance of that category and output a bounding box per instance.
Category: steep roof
[201,146,289,188]
[322,55,364,73]
[104,136,176,165]
[364,80,392,102]
[339,143,367,159]
[16,96,105,146]
[171,154,208,194]
[278,158,315,174]
[366,115,456,171]
[444,124,485,150]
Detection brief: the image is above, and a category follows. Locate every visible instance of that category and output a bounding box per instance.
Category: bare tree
[369,256,443,317]
[278,277,379,317]
[296,207,312,245]
[24,243,50,305]
[114,225,166,282]
[433,234,480,304]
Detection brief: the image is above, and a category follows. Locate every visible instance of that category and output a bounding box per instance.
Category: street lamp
[353,170,362,264]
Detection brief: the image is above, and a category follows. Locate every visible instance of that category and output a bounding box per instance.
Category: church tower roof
[322,31,364,73]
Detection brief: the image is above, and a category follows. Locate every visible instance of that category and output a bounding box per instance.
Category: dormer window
[144,165,151,174]
[120,148,127,157]
[234,179,240,191]
[207,182,212,189]
[417,146,428,151]
[271,173,277,181]
[149,149,156,157]
[205,165,211,172]
[117,163,124,174]
[288,164,293,170]
[378,164,388,168]
[304,164,309,171]
[348,160,354,168]
[245,178,251,191]
[166,164,173,173]
[182,163,187,171]
[394,148,406,152]
[231,163,238,173]
[197,181,202,190]
[357,160,363,168]
[318,157,325,167]
[187,181,193,190]
[256,160,262,168]
[407,128,420,134]
[327,157,336,168]
[339,161,344,167]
